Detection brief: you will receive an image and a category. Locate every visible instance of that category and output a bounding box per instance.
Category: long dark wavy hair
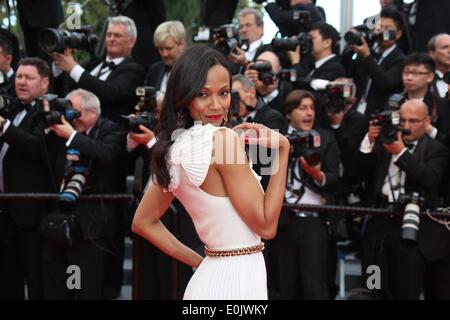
[151,44,232,188]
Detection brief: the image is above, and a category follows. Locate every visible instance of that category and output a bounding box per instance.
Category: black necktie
[435,72,443,81]
[246,116,253,123]
[405,143,415,152]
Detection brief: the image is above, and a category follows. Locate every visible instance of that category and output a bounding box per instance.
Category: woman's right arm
[215,125,290,239]
[131,183,203,268]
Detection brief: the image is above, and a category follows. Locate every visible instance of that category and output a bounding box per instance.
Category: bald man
[358,99,450,299]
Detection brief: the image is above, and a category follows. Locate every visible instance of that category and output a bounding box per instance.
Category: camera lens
[401,202,420,243]
[59,174,86,203]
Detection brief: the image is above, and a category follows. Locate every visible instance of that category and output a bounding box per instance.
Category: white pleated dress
[165,122,267,300]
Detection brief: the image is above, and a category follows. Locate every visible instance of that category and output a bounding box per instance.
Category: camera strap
[288,157,306,203]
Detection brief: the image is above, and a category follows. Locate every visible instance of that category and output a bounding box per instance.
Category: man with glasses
[399,52,450,142]
[357,99,449,299]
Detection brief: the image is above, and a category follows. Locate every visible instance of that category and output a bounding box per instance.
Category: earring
[223,112,228,123]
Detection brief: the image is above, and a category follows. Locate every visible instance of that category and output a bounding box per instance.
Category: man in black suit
[43,89,126,299]
[359,99,450,299]
[290,22,345,93]
[228,8,265,74]
[0,58,53,299]
[275,89,340,299]
[51,16,145,125]
[245,50,293,115]
[347,7,406,117]
[145,20,185,100]
[428,33,450,99]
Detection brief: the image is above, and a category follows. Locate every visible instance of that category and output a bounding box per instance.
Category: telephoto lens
[401,200,420,243]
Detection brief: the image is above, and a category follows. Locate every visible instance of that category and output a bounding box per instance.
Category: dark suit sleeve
[68,122,125,164]
[395,142,448,190]
[361,54,404,93]
[77,63,145,106]
[2,116,47,163]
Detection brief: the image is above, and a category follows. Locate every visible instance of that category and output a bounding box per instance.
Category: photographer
[245,50,292,114]
[145,21,185,101]
[345,7,406,117]
[321,78,369,201]
[358,99,450,299]
[43,89,126,299]
[228,8,264,72]
[50,16,145,125]
[275,89,340,299]
[428,33,450,99]
[0,58,53,299]
[290,22,345,95]
[263,0,324,37]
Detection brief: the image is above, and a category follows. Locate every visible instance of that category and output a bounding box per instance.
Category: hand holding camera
[382,130,406,155]
[348,33,371,59]
[129,124,155,146]
[50,48,77,73]
[299,156,324,184]
[49,115,75,139]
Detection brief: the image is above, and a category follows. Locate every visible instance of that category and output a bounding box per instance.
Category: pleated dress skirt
[183,252,268,300]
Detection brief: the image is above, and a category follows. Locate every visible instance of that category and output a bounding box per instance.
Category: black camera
[271,32,313,56]
[397,193,422,243]
[36,94,81,127]
[38,25,98,53]
[286,129,321,166]
[370,110,410,144]
[443,71,450,84]
[324,83,354,114]
[250,61,276,86]
[278,68,298,82]
[59,148,89,204]
[344,26,396,46]
[212,24,249,56]
[292,10,312,30]
[123,87,159,134]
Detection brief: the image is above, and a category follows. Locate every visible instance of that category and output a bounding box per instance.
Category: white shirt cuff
[359,133,374,153]
[392,148,408,163]
[310,79,330,91]
[66,131,78,147]
[146,137,157,150]
[52,62,63,78]
[70,64,85,83]
[428,127,438,139]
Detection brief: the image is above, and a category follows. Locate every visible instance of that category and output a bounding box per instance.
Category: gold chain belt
[204,242,265,257]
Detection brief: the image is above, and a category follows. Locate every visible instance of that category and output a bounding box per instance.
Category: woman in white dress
[132,44,289,300]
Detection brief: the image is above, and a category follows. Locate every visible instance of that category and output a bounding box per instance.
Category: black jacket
[359,135,449,261]
[53,117,127,239]
[1,104,56,228]
[347,46,405,117]
[57,56,145,124]
[144,61,167,91]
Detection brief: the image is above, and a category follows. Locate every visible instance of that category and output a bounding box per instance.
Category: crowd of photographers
[0,0,450,300]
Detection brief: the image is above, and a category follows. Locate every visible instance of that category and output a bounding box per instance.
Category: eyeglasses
[403,70,431,76]
[400,117,427,125]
